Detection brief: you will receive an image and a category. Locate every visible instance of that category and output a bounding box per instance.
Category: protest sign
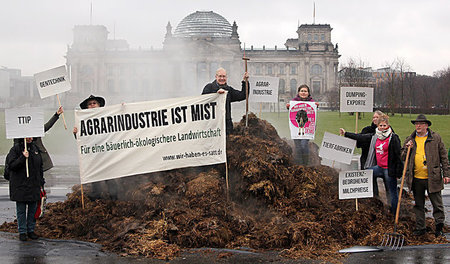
[319,132,356,164]
[5,108,44,139]
[34,65,71,99]
[75,93,226,184]
[340,87,373,113]
[339,170,373,199]
[288,101,317,140]
[249,76,279,103]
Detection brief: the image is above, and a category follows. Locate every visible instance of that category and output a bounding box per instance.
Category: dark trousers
[412,178,445,230]
[16,201,37,234]
[294,139,309,165]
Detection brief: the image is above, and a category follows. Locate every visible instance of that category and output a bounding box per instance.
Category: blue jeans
[368,165,398,214]
[16,201,37,234]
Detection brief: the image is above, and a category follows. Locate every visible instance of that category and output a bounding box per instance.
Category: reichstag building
[65,11,340,107]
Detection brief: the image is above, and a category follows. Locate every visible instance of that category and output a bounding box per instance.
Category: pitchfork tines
[381,231,404,250]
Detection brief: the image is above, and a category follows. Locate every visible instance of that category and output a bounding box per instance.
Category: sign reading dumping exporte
[340,87,373,113]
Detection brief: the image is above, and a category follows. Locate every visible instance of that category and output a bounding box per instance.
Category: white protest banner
[249,76,279,103]
[75,93,226,184]
[5,108,44,139]
[340,87,373,112]
[319,132,356,164]
[34,65,71,99]
[339,170,373,199]
[288,101,317,140]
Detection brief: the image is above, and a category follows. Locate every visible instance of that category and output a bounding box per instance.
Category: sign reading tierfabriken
[340,87,373,112]
[5,108,44,139]
[249,76,279,103]
[34,65,71,99]
[339,170,373,199]
[288,101,317,140]
[318,132,356,165]
[75,93,226,184]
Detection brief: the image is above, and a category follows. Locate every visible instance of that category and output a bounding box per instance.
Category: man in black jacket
[202,68,249,134]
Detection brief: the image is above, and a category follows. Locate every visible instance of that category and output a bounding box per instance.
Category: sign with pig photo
[288,101,317,140]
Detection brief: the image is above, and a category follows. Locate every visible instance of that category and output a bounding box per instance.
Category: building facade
[65,11,340,107]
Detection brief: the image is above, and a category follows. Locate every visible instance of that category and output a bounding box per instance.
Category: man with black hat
[73,95,105,136]
[402,114,450,237]
[73,95,119,200]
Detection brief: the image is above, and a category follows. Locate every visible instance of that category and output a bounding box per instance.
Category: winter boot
[435,223,444,238]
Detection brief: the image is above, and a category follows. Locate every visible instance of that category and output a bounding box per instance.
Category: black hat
[79,95,105,109]
[411,114,431,126]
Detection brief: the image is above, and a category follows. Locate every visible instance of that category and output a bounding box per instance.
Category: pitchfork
[380,145,411,250]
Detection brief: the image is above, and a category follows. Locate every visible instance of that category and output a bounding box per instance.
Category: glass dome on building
[174,11,232,38]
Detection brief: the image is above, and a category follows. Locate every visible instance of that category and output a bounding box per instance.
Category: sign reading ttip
[5,107,44,139]
[75,93,226,184]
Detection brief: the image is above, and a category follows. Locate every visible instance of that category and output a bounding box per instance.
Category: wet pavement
[1,157,449,263]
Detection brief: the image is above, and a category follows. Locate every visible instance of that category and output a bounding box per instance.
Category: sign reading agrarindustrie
[340,87,373,112]
[339,170,373,199]
[318,132,356,165]
[5,108,44,139]
[249,76,279,103]
[75,93,226,184]
[34,65,71,98]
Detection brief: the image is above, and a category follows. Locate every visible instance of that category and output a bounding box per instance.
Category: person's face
[372,113,380,125]
[298,87,309,99]
[378,121,389,131]
[215,70,227,86]
[87,99,100,109]
[414,122,428,134]
[25,137,33,143]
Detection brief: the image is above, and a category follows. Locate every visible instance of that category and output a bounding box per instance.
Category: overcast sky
[1,0,449,76]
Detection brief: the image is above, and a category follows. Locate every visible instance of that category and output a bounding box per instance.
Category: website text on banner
[339,87,374,113]
[339,170,373,199]
[75,93,227,184]
[289,101,317,140]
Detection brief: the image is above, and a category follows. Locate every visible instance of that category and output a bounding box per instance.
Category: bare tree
[395,57,411,116]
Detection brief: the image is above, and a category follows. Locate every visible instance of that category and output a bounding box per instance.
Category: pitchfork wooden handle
[394,145,411,227]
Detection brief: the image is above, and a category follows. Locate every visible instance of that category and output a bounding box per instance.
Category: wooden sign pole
[56,94,67,130]
[243,44,250,127]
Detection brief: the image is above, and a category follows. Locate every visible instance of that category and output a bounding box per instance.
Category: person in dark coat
[354,110,383,169]
[202,68,249,135]
[13,106,63,171]
[340,114,403,214]
[73,95,119,200]
[285,84,319,165]
[5,137,44,241]
[402,114,449,237]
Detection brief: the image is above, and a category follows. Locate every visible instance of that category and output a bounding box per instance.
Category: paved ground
[0,158,449,263]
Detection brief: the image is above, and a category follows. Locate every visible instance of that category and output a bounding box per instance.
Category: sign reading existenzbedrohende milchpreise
[34,65,71,99]
[339,170,373,199]
[339,87,373,113]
